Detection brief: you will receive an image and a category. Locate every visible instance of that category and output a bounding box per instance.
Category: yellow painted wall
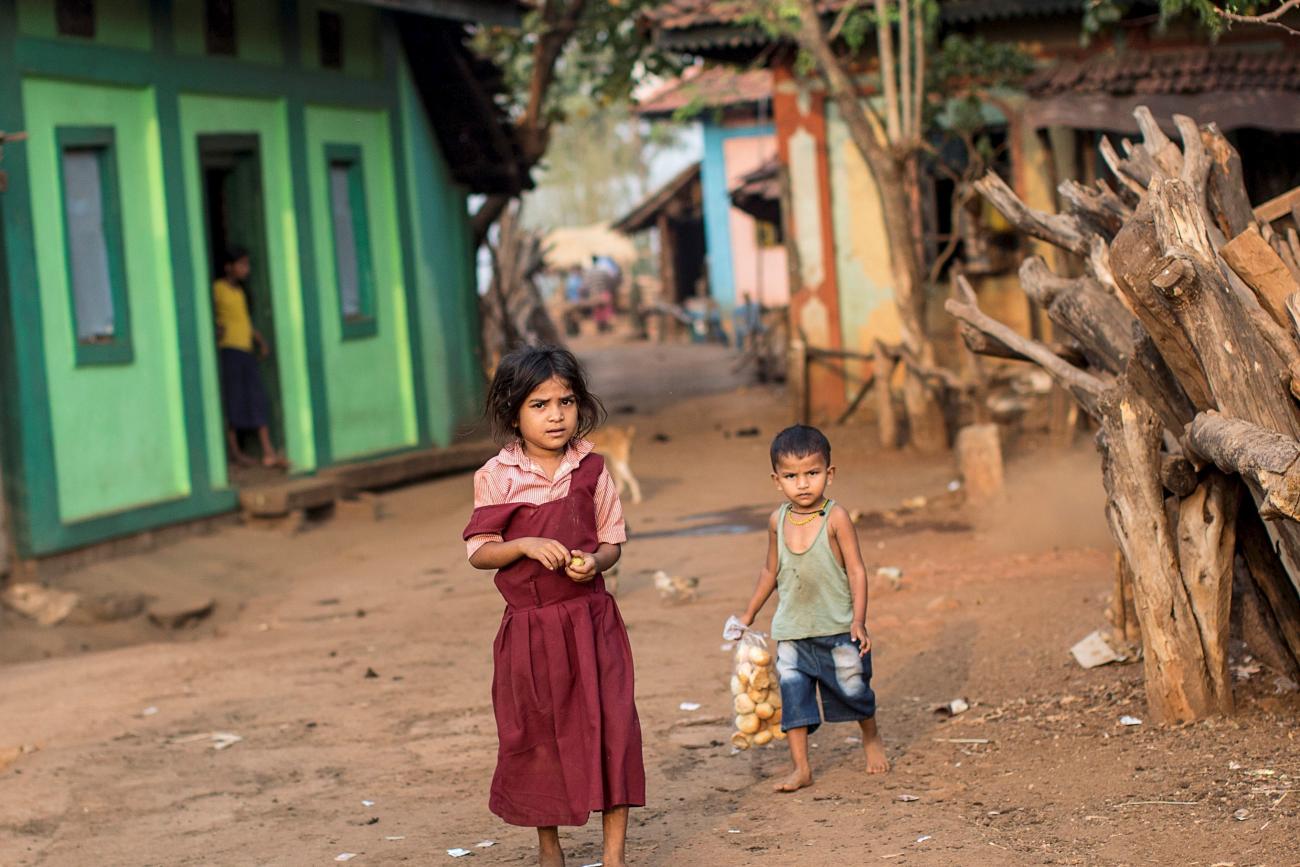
[825,103,902,392]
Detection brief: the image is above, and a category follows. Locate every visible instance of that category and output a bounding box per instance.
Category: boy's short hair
[484,344,606,443]
[770,424,831,469]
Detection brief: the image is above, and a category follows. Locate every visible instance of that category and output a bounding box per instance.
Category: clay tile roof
[647,0,1086,42]
[1026,49,1300,97]
[636,67,772,117]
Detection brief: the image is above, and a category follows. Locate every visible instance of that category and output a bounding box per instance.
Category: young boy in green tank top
[735,425,889,792]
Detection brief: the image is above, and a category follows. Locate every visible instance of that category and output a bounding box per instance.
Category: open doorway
[198,134,286,482]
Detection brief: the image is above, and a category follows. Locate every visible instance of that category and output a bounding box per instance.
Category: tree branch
[899,0,912,143]
[471,0,589,248]
[1213,0,1300,35]
[827,0,864,42]
[873,0,901,144]
[974,170,1092,256]
[946,274,1107,416]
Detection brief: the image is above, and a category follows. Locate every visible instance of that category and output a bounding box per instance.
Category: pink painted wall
[723,135,789,307]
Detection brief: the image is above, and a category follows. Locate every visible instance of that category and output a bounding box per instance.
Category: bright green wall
[173,0,283,64]
[305,105,417,459]
[23,77,191,521]
[178,93,316,478]
[17,0,150,49]
[396,55,482,446]
[300,0,377,78]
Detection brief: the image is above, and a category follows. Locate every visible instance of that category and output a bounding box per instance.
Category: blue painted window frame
[56,125,134,366]
[324,143,377,340]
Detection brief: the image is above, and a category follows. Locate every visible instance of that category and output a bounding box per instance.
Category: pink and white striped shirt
[466,439,628,558]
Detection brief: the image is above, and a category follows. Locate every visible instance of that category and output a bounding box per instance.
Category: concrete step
[319,439,497,494]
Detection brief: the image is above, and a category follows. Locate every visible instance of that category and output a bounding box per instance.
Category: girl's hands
[851,621,872,656]
[519,537,572,571]
[565,550,597,583]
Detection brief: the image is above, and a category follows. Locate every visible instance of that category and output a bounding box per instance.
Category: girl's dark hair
[485,345,606,443]
[770,424,831,469]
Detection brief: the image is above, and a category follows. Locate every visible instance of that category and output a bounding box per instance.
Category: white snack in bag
[726,623,785,749]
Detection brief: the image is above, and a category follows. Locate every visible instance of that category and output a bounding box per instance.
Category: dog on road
[589,424,643,505]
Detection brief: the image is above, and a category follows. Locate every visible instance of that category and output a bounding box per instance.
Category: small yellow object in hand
[571,555,585,568]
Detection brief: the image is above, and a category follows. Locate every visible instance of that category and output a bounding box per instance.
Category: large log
[1201,124,1254,240]
[1099,391,1233,722]
[1019,256,1137,374]
[1221,224,1300,329]
[1058,178,1130,238]
[1186,411,1300,522]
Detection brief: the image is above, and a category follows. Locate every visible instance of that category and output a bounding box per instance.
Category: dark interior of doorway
[670,216,706,303]
[198,134,286,478]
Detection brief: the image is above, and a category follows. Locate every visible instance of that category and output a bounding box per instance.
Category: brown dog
[588,424,643,505]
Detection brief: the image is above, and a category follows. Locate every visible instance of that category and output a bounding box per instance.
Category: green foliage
[1082,0,1296,41]
[473,1,685,127]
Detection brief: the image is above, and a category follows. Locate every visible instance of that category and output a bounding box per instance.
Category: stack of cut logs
[947,106,1300,723]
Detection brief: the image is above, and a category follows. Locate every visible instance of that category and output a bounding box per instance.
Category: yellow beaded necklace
[785,500,829,526]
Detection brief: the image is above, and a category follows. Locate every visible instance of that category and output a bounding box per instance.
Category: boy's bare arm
[830,505,872,653]
[740,510,782,626]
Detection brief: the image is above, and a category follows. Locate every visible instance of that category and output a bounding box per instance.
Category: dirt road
[1,341,1297,866]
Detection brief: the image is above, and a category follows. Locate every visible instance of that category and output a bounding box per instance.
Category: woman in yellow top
[214,247,286,468]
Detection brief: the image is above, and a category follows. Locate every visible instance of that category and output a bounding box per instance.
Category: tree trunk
[792,0,944,449]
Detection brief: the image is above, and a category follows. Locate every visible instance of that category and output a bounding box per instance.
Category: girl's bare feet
[538,827,564,867]
[602,806,629,866]
[773,767,813,792]
[232,451,257,467]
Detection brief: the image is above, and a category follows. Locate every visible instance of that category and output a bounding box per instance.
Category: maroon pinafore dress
[462,453,645,827]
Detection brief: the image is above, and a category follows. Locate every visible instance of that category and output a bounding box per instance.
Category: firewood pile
[947,106,1300,723]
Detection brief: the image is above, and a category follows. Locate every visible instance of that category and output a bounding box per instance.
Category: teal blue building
[0,0,524,559]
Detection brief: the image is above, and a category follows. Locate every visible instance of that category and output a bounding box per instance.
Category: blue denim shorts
[776,633,876,734]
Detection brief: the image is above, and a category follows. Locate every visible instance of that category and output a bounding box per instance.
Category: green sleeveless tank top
[770,500,855,641]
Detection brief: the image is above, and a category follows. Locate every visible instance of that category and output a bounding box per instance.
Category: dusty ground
[1,340,1298,867]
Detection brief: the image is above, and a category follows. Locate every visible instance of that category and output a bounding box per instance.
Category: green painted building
[0,0,525,559]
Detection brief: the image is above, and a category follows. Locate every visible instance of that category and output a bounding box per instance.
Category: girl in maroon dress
[464,345,644,867]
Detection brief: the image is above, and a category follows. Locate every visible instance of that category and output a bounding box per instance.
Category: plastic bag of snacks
[727,625,784,750]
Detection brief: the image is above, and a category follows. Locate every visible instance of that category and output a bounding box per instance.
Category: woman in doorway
[213,246,287,469]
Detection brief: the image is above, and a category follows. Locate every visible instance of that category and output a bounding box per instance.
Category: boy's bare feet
[860,717,890,774]
[773,767,814,792]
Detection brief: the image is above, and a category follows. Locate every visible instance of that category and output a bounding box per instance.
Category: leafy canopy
[473,1,685,126]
